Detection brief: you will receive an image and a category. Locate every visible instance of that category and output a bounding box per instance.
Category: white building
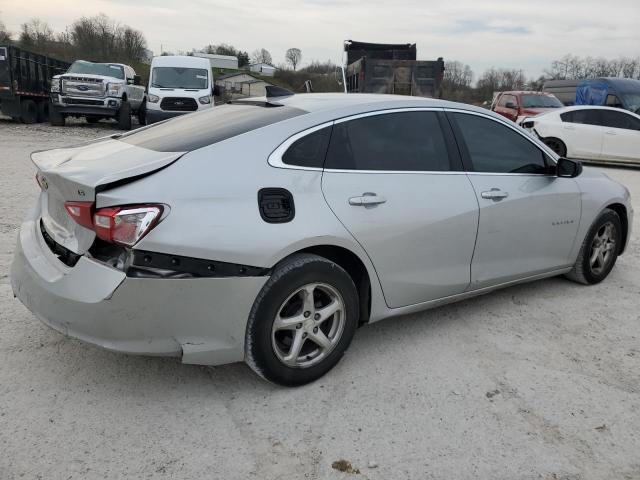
[249,63,276,77]
[192,52,239,70]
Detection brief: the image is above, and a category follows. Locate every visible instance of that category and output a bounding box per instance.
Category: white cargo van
[145,55,213,124]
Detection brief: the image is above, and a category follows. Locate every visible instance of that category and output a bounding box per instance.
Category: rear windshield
[118,103,306,152]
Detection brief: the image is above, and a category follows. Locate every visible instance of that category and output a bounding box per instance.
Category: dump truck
[343,40,444,98]
[0,45,70,123]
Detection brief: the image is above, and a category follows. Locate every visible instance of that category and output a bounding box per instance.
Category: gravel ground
[1,118,639,480]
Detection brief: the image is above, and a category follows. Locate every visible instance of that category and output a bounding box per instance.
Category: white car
[522,106,640,166]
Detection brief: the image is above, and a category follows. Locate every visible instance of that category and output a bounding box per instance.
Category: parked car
[50,60,145,129]
[492,91,564,123]
[145,55,214,125]
[0,45,69,123]
[522,105,640,166]
[12,93,633,386]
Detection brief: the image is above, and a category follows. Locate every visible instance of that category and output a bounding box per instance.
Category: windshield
[68,61,124,80]
[151,67,209,89]
[521,95,563,108]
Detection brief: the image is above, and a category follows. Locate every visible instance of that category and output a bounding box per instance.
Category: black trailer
[0,45,70,123]
[344,40,444,98]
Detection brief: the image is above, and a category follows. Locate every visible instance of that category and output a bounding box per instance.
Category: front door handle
[605,130,617,135]
[481,188,509,201]
[349,192,387,206]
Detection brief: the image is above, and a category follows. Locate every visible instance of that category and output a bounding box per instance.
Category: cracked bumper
[11,208,268,365]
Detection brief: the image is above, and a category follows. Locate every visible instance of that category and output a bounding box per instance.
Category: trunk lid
[33,138,184,254]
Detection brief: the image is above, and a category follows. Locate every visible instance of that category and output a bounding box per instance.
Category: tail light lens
[64,201,164,247]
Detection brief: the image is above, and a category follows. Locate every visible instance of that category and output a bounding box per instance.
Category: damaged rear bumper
[10,210,268,366]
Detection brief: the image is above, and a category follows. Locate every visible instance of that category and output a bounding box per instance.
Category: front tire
[565,209,622,285]
[245,254,359,386]
[117,101,132,130]
[543,137,567,157]
[49,103,65,126]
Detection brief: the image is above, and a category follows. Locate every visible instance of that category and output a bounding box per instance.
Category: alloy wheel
[589,221,617,275]
[271,283,345,368]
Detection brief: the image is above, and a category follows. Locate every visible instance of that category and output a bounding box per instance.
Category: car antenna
[265,86,295,98]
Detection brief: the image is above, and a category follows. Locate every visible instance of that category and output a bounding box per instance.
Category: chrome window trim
[267,106,562,176]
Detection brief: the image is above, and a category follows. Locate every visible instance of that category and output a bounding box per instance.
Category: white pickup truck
[49,60,145,129]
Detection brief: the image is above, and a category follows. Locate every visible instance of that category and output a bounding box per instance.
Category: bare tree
[285,48,302,70]
[19,18,54,53]
[251,48,272,65]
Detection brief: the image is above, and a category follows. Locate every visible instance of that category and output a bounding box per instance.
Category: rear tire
[86,116,100,124]
[36,100,49,122]
[565,209,622,285]
[543,137,567,157]
[20,99,38,124]
[245,254,359,386]
[117,101,132,130]
[49,103,65,126]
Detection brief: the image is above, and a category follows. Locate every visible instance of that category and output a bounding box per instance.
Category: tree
[251,48,272,65]
[0,19,11,43]
[19,18,54,53]
[285,48,302,70]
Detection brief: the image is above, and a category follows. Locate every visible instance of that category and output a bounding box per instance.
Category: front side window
[453,113,547,174]
[600,110,640,130]
[325,111,451,171]
[151,67,209,89]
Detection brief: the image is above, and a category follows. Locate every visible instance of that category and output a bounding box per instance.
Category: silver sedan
[11,93,633,385]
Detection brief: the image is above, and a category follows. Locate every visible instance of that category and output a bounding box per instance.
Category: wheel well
[296,245,371,326]
[607,203,628,254]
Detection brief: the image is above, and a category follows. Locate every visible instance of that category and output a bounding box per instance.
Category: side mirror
[505,101,517,109]
[557,157,582,178]
[133,75,141,86]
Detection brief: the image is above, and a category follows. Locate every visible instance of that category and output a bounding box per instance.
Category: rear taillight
[64,201,94,230]
[64,201,164,247]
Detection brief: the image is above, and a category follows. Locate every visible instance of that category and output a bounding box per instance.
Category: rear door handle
[481,188,509,201]
[564,125,576,130]
[349,192,386,206]
[605,130,617,135]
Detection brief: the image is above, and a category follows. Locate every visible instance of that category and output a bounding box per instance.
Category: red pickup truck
[491,91,563,123]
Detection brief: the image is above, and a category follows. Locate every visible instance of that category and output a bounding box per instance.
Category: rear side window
[560,109,601,126]
[118,103,305,152]
[325,111,451,171]
[600,110,640,130]
[453,113,547,174]
[282,126,331,168]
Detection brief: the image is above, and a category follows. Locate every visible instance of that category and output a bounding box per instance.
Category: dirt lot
[1,118,639,480]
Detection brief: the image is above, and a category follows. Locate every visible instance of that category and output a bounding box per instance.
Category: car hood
[520,107,558,116]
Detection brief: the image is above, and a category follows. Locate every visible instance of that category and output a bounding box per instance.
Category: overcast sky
[2,0,639,77]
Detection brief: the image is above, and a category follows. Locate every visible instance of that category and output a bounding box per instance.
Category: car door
[321,109,479,308]
[448,111,581,289]
[599,110,640,163]
[559,109,604,159]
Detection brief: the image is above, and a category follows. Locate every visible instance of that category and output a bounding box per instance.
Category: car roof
[239,92,489,116]
[151,55,210,67]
